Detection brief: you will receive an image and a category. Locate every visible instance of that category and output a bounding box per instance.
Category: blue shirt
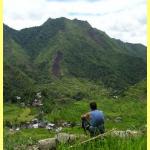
[90,110,104,127]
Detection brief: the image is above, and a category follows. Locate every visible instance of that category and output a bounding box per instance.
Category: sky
[4,0,147,45]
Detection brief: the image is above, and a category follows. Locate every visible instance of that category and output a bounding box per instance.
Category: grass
[44,97,146,130]
[3,79,147,150]
[3,95,146,150]
[3,104,36,125]
[4,126,146,150]
[4,127,55,150]
[58,135,146,150]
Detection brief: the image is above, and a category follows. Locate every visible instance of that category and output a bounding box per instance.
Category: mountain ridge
[3,17,147,102]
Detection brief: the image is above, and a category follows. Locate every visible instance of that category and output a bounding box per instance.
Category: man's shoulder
[90,110,103,114]
[96,109,103,112]
[97,110,104,115]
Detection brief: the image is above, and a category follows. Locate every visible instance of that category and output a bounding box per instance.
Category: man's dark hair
[90,102,97,110]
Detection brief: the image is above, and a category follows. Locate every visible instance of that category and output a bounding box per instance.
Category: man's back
[90,110,104,127]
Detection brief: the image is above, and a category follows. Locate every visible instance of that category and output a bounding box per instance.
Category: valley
[3,17,147,150]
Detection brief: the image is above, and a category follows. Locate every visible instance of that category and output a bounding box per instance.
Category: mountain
[3,17,147,102]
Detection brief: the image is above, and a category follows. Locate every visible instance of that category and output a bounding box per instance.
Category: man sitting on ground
[81,101,105,136]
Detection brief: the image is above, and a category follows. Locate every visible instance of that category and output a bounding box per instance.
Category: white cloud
[3,0,146,45]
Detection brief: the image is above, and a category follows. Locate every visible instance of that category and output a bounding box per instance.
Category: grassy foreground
[58,135,146,150]
[3,79,146,149]
[3,95,146,150]
[4,127,146,150]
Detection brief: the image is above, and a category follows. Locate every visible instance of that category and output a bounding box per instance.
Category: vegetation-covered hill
[3,17,146,103]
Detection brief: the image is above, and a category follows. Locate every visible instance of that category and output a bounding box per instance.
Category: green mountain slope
[123,78,147,100]
[3,17,147,102]
[3,26,35,101]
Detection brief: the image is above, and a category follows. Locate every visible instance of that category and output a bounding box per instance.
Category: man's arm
[81,112,90,120]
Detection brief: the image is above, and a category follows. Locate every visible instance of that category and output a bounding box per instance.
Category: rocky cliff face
[52,51,63,77]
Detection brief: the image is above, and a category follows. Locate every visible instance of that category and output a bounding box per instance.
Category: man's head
[90,101,97,111]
